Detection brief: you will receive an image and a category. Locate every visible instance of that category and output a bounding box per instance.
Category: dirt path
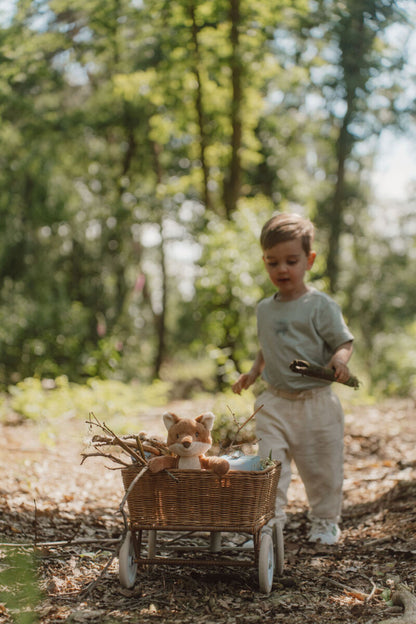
[0,398,415,623]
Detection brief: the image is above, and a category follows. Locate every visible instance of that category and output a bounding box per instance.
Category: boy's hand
[329,357,350,384]
[232,372,257,394]
[328,341,353,384]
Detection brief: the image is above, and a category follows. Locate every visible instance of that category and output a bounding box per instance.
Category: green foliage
[381,588,393,606]
[0,0,414,396]
[1,376,172,432]
[177,201,274,386]
[211,390,257,446]
[0,549,41,624]
[364,323,416,397]
[340,207,416,397]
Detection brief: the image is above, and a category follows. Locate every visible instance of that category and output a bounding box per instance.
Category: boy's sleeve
[315,295,354,351]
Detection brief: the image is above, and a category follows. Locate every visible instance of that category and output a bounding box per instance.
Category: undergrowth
[0,362,373,443]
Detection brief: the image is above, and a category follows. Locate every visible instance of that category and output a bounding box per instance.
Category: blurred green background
[0,0,415,412]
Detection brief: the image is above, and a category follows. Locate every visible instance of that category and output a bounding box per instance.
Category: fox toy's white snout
[169,439,211,457]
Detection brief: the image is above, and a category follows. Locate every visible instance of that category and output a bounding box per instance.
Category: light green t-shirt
[257,287,354,391]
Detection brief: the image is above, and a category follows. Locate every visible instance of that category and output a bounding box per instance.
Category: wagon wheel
[272,523,284,577]
[210,531,222,553]
[258,533,274,594]
[119,531,138,588]
[147,530,157,558]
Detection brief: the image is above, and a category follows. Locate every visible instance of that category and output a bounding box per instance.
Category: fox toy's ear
[163,412,179,431]
[196,412,215,431]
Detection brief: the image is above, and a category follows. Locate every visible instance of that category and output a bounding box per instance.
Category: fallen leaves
[0,398,415,624]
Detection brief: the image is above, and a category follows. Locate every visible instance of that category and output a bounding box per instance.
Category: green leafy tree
[179,200,274,387]
[343,200,416,395]
[0,0,414,395]
[311,0,408,291]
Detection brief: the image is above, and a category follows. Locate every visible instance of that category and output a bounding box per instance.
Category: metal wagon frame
[118,461,283,594]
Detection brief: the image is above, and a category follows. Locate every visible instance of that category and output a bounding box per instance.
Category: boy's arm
[328,340,353,384]
[232,349,265,394]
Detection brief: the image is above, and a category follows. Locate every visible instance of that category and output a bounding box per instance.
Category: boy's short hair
[260,213,315,255]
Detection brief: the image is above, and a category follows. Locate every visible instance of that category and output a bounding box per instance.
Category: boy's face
[262,238,316,301]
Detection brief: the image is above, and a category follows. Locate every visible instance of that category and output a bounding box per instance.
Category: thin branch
[80,449,132,467]
[220,404,264,453]
[78,534,125,598]
[85,413,147,465]
[0,538,120,548]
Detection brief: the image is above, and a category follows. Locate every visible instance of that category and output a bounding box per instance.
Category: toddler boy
[232,213,353,544]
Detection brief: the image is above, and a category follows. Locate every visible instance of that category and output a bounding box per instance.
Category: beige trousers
[255,386,344,525]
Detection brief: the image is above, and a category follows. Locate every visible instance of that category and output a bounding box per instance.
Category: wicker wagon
[118,460,283,594]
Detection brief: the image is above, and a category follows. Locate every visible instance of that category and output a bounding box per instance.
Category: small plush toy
[147,412,230,476]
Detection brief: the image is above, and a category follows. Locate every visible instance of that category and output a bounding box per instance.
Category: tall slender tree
[317,0,406,291]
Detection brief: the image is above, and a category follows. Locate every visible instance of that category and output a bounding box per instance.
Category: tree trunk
[153,228,167,379]
[326,115,349,293]
[152,142,167,379]
[223,0,242,218]
[326,58,357,293]
[189,2,212,213]
[326,1,366,293]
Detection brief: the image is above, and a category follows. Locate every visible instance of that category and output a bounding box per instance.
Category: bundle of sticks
[289,359,360,389]
[81,412,172,469]
[81,406,263,469]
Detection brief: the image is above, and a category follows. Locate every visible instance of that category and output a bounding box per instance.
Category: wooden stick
[0,538,120,548]
[289,359,360,388]
[86,413,147,465]
[80,450,131,467]
[78,539,124,598]
[321,576,370,600]
[135,434,145,459]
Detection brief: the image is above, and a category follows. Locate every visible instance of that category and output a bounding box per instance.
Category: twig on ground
[78,536,125,598]
[0,538,120,548]
[322,576,370,601]
[78,465,149,598]
[34,499,38,547]
[358,573,380,602]
[301,570,382,603]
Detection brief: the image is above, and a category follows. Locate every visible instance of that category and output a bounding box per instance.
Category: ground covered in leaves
[0,397,415,623]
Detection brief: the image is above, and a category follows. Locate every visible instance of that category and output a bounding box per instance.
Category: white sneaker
[308,519,340,545]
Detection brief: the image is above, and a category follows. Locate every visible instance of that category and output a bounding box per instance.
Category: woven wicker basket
[121,461,281,533]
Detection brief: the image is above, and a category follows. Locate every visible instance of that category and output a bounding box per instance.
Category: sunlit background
[0,0,415,398]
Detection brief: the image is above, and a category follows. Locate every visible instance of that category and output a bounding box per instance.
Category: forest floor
[0,396,415,624]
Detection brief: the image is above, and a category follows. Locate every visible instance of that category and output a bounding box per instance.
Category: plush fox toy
[148,412,230,476]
